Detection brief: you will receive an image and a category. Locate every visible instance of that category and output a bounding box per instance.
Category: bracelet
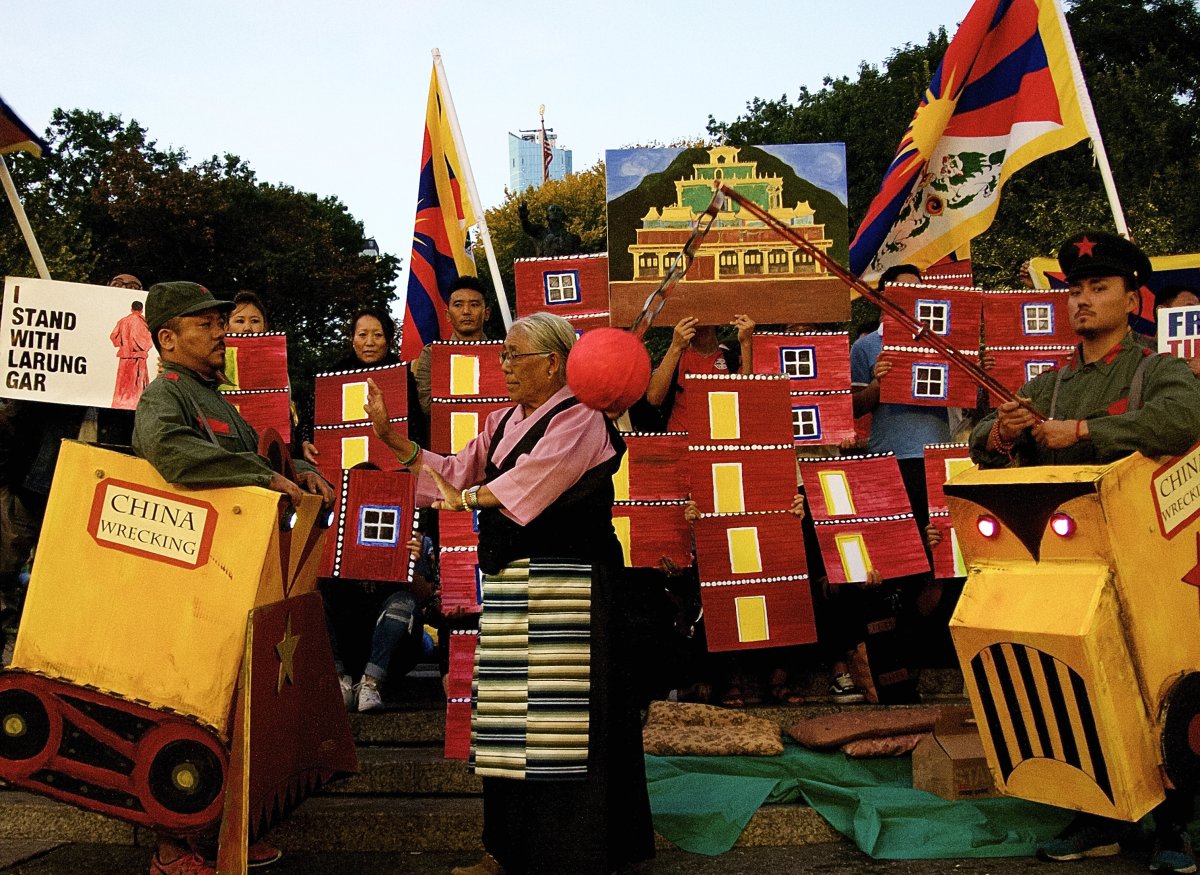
[1075,419,1086,441]
[398,441,421,467]
[989,420,1016,454]
[466,486,480,510]
[459,489,470,512]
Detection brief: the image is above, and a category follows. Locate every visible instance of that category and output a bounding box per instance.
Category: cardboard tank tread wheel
[0,683,59,767]
[1161,672,1200,791]
[0,672,228,834]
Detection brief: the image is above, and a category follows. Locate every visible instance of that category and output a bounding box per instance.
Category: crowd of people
[2,228,1199,874]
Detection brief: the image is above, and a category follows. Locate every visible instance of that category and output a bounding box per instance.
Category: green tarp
[645,740,1074,858]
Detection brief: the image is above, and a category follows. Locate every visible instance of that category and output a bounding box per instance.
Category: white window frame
[779,346,817,379]
[915,299,951,335]
[1022,303,1055,335]
[791,405,822,441]
[1025,360,1057,381]
[543,271,581,305]
[359,505,401,546]
[912,363,949,400]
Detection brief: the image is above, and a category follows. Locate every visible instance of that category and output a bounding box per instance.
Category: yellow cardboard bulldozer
[0,438,356,873]
[946,445,1200,821]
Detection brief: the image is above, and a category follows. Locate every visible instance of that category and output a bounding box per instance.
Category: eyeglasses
[498,350,551,364]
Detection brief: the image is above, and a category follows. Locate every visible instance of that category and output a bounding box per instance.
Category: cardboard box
[912,705,999,800]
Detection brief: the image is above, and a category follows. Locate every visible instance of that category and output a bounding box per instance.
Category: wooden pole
[718,183,1039,418]
[0,154,50,279]
[1052,0,1129,238]
[431,49,513,330]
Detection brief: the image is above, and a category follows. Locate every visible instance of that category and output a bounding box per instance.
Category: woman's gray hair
[508,312,576,379]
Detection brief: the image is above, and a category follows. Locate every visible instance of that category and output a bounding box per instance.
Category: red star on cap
[1074,236,1097,257]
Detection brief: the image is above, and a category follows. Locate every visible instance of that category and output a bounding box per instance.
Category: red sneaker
[248,840,283,868]
[150,850,215,875]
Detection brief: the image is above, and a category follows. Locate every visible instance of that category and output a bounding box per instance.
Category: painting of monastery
[605,144,851,326]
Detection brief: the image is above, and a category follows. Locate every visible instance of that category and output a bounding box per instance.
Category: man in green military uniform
[970,232,1200,873]
[971,233,1200,468]
[132,281,332,875]
[132,281,332,508]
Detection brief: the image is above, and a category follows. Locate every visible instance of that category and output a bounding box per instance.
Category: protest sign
[2,276,157,409]
[1158,304,1200,360]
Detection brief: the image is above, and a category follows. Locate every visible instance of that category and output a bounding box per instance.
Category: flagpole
[431,49,513,331]
[0,154,50,279]
[1052,0,1129,238]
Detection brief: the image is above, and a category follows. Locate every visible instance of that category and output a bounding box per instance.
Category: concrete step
[326,746,481,796]
[0,790,840,853]
[350,694,969,751]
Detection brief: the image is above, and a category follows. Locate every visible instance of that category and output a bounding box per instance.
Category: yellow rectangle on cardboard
[708,392,740,441]
[712,463,745,514]
[11,442,281,738]
[341,435,369,469]
[735,595,769,642]
[451,412,479,454]
[613,515,632,567]
[611,454,630,502]
[341,381,368,422]
[450,354,480,396]
[727,527,762,575]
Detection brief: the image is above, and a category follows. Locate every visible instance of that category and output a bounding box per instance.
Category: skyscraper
[508,128,572,192]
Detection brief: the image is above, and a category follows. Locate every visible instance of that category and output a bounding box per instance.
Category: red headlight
[976,515,999,538]
[1050,512,1076,538]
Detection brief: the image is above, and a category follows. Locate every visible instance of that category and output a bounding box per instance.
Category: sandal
[720,686,745,708]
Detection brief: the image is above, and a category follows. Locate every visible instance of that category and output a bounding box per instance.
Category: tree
[708,31,950,234]
[707,0,1200,292]
[0,108,400,410]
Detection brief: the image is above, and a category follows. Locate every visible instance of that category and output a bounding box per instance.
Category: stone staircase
[0,665,967,852]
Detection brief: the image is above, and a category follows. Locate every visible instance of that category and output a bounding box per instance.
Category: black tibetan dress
[472,396,655,874]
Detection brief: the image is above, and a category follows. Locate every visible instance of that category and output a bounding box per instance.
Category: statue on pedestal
[518,202,583,257]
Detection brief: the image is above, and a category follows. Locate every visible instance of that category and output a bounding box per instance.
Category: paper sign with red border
[88,478,218,569]
[1153,443,1200,539]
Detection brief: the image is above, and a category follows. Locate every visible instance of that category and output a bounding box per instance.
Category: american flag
[540,117,553,183]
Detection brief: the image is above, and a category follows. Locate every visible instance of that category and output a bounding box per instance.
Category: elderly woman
[365,312,653,875]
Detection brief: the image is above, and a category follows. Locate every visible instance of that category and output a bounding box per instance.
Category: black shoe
[1151,828,1197,873]
[1036,814,1123,862]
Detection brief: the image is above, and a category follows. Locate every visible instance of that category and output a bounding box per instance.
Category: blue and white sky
[605,144,849,204]
[6,0,973,284]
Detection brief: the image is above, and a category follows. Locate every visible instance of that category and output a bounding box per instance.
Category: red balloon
[567,328,651,414]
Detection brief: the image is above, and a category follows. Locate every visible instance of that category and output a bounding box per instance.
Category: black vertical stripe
[1069,670,1114,803]
[1013,645,1054,757]
[990,644,1034,762]
[971,653,1014,778]
[1039,650,1082,769]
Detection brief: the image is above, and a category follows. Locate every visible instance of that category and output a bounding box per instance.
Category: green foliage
[0,107,399,411]
[708,0,1200,293]
[709,30,950,230]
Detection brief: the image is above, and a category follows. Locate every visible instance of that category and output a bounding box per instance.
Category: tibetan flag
[401,65,477,362]
[849,0,1091,279]
[0,94,48,157]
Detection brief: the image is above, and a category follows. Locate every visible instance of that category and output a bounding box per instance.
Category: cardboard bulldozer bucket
[946,445,1200,822]
[0,440,356,873]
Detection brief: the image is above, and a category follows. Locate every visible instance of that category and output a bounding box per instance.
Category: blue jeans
[364,590,418,682]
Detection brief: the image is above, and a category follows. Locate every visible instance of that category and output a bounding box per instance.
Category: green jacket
[970,333,1200,468]
[132,362,316,488]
